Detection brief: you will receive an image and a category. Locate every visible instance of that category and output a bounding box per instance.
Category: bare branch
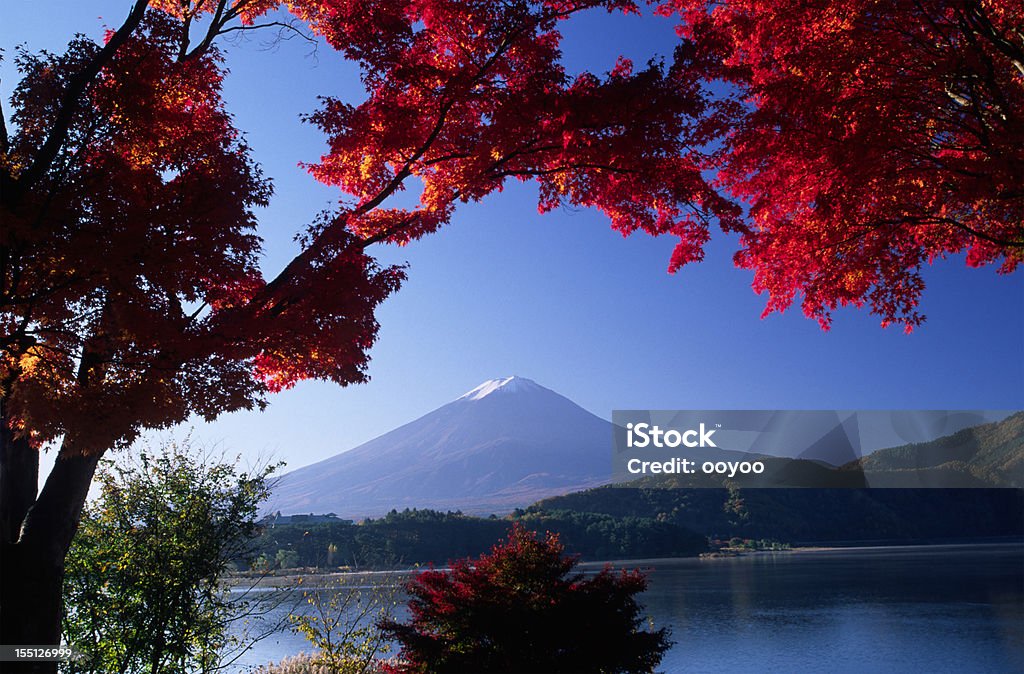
[217,20,319,50]
[179,0,229,61]
[178,0,316,61]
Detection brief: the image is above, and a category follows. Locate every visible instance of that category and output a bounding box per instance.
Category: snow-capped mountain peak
[456,376,542,401]
[270,376,611,518]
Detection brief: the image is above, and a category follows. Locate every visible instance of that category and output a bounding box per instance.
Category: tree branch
[932,215,1024,248]
[7,0,151,207]
[817,215,1024,254]
[964,2,1024,78]
[215,20,319,49]
[0,94,8,156]
[180,0,229,61]
[243,2,606,312]
[178,0,313,62]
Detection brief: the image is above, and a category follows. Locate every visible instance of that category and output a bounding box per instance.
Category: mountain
[269,377,612,517]
[526,413,1024,545]
[844,411,1024,487]
[532,411,1024,542]
[629,413,1024,489]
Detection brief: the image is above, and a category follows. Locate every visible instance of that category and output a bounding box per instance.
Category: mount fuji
[269,377,612,518]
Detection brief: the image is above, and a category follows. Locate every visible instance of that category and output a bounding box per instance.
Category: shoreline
[227,540,1023,588]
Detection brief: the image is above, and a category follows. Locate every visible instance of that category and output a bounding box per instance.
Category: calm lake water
[227,543,1024,673]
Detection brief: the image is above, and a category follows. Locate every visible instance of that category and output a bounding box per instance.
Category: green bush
[62,441,278,674]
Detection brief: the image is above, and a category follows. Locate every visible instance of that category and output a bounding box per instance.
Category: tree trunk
[0,421,38,545]
[0,429,100,674]
[0,540,65,674]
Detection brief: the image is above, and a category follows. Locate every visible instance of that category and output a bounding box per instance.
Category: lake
[227,543,1024,673]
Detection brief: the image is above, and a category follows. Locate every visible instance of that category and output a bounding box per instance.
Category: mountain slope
[627,412,1024,489]
[526,413,1024,544]
[846,411,1024,487]
[270,377,612,517]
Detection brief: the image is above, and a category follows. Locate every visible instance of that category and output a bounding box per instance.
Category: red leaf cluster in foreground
[381,524,671,673]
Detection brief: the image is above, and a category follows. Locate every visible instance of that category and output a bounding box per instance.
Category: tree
[61,440,279,674]
[274,548,301,570]
[0,1,734,659]
[380,524,671,673]
[660,0,1024,330]
[287,574,398,673]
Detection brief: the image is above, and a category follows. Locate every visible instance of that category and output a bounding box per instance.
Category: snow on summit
[456,376,543,401]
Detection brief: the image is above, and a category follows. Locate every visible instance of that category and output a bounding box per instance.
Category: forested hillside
[248,508,708,569]
[533,487,1024,544]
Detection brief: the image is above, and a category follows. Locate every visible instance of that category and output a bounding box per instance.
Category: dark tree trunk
[0,421,38,545]
[0,423,100,674]
[0,540,64,674]
[1,4,157,668]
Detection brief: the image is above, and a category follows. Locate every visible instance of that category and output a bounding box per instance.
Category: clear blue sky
[4,2,1022,476]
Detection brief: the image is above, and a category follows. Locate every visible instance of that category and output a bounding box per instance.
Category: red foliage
[4,1,1022,454]
[381,524,671,673]
[1,1,735,454]
[290,0,739,254]
[2,11,400,451]
[661,0,1024,330]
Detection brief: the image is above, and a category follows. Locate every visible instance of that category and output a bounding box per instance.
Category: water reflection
[230,544,1023,673]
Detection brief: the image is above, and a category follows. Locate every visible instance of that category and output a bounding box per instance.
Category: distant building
[260,511,353,526]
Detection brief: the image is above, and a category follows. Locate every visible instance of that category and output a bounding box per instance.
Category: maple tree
[659,0,1024,330]
[0,0,731,663]
[381,524,671,673]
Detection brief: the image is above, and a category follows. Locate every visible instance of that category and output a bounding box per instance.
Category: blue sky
[4,2,1022,476]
